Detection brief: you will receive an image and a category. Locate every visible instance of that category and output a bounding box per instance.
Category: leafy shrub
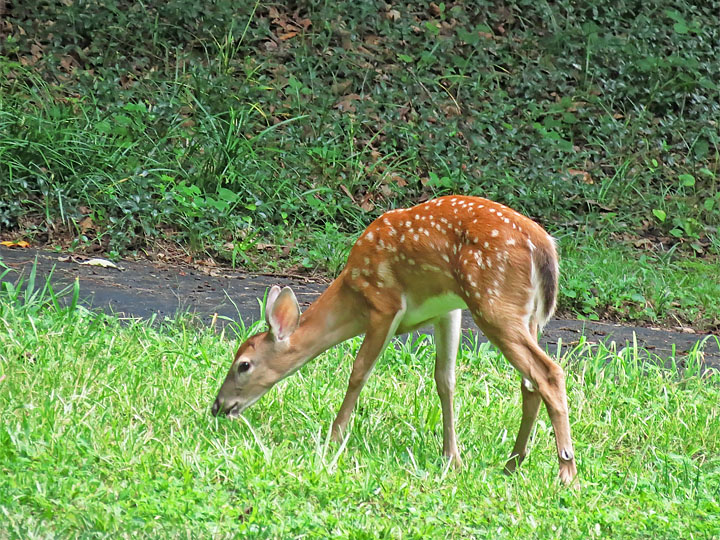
[1,0,718,258]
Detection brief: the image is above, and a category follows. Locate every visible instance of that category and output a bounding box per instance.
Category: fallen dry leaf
[633,238,654,249]
[279,31,298,41]
[79,216,94,232]
[335,93,362,113]
[339,184,355,201]
[1,240,30,248]
[567,169,594,184]
[79,258,122,270]
[359,193,375,212]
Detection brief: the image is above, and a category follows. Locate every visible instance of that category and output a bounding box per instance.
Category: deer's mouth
[226,402,241,418]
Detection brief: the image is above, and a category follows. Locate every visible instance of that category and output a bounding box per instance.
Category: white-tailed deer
[212,195,577,484]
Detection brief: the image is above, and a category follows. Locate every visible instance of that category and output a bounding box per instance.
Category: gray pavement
[1,247,718,370]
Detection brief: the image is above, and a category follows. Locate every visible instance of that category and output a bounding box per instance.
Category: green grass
[558,233,720,328]
[1,285,719,538]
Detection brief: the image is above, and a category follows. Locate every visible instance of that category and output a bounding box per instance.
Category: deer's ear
[267,287,300,341]
[265,285,282,318]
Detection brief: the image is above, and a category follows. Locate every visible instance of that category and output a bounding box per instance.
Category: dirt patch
[2,246,718,370]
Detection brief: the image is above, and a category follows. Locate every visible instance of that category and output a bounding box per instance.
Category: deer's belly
[396,292,466,334]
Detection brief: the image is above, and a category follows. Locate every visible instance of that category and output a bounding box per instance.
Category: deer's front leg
[434,309,462,467]
[331,306,406,441]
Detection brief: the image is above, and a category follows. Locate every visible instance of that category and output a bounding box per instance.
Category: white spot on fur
[442,254,450,263]
[507,238,516,246]
[491,230,499,237]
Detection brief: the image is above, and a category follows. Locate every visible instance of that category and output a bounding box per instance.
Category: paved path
[2,247,718,369]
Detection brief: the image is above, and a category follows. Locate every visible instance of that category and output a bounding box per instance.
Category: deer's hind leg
[504,321,543,474]
[471,307,576,485]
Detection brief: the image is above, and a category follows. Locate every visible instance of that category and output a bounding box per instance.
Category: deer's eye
[237,361,251,373]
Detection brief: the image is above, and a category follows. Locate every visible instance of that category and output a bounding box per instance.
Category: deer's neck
[288,276,366,365]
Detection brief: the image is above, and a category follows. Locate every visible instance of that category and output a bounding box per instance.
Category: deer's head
[211,286,301,418]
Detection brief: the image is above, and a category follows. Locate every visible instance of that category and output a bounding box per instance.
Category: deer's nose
[211,397,221,417]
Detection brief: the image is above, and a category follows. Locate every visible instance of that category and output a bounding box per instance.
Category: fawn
[212,195,576,484]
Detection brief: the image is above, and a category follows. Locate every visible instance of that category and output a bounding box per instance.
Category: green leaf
[678,174,695,187]
[398,54,414,63]
[456,28,479,45]
[669,228,684,238]
[652,209,666,222]
[673,22,689,34]
[217,187,238,202]
[425,21,440,35]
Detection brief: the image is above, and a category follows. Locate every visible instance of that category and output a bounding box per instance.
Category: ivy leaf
[652,209,666,222]
[678,174,695,187]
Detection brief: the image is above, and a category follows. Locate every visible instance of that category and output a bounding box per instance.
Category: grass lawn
[1,286,719,538]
